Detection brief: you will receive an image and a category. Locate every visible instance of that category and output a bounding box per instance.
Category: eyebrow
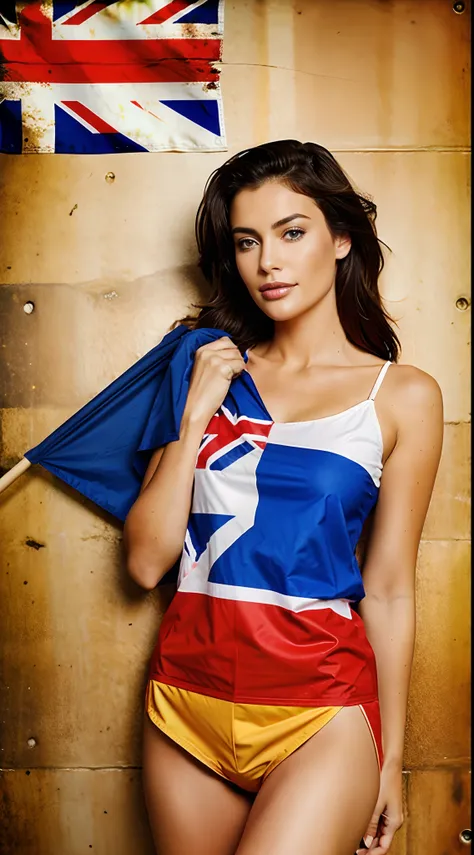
[231,213,311,236]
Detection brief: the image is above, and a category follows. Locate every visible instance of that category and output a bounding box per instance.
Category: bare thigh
[142,713,254,855]
[235,705,380,855]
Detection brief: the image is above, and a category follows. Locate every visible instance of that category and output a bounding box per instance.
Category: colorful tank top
[149,359,392,707]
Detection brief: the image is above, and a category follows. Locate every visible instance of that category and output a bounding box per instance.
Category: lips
[259,281,296,293]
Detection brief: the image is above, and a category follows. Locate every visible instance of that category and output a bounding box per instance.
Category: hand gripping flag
[0,0,226,154]
[17,325,231,522]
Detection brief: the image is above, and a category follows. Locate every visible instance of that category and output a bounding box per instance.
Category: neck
[266,287,355,368]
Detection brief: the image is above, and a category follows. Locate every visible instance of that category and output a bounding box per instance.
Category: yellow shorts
[145,680,381,793]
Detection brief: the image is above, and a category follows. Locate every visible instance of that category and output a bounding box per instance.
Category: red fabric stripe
[197,413,272,468]
[0,4,220,84]
[2,60,216,84]
[61,100,117,133]
[62,1,117,26]
[149,592,380,706]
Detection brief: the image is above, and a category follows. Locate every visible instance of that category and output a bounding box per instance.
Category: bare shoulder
[388,362,443,404]
[387,363,444,429]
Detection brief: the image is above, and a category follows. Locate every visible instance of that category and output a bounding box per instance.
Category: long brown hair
[177,140,400,362]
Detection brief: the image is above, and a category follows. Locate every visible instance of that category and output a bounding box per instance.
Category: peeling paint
[25,539,45,550]
[21,99,54,154]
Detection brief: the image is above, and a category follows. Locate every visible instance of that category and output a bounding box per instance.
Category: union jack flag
[0,0,226,154]
[197,407,273,470]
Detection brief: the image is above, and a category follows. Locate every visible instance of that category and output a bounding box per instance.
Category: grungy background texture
[0,1,471,853]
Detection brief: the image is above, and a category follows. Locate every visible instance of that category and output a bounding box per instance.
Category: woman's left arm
[357,367,444,854]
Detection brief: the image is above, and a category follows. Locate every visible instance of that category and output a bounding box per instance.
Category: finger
[216,356,245,378]
[199,350,245,371]
[357,838,378,853]
[375,813,402,850]
[216,358,247,379]
[216,353,246,368]
[226,358,247,378]
[364,804,385,841]
[367,831,395,855]
[199,337,238,352]
[214,350,245,363]
[197,343,242,363]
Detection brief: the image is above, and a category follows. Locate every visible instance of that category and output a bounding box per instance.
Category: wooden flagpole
[0,458,32,494]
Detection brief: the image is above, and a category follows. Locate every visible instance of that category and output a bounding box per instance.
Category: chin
[261,310,306,325]
[256,299,305,322]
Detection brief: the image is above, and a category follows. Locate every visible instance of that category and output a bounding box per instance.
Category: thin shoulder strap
[368,360,392,401]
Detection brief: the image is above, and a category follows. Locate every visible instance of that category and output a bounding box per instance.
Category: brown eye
[237,238,256,251]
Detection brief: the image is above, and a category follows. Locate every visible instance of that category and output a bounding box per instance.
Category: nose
[258,237,283,274]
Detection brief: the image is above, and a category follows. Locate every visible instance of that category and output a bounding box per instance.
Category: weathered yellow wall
[0,1,470,853]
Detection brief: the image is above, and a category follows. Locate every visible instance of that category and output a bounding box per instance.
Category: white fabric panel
[268,400,384,487]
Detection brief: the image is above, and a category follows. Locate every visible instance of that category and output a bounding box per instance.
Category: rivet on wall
[105,172,116,183]
[23,302,35,314]
[455,296,471,311]
[453,1,465,13]
[459,829,472,845]
[27,737,37,748]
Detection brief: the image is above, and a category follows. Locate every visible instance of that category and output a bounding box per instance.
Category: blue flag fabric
[25,324,231,523]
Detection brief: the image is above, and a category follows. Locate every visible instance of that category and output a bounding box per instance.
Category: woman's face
[229,180,351,321]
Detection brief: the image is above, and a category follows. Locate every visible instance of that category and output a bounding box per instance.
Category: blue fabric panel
[0,100,23,154]
[54,105,148,154]
[176,0,219,25]
[160,99,220,137]
[53,1,83,20]
[188,513,235,561]
[208,445,378,602]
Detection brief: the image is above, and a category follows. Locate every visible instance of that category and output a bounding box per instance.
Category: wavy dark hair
[177,139,400,362]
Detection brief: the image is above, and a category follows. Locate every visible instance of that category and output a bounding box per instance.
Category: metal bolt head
[453,1,465,12]
[105,172,116,183]
[455,296,470,311]
[459,829,471,844]
[23,302,35,314]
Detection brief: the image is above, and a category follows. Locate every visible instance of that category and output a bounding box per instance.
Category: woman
[123,140,443,855]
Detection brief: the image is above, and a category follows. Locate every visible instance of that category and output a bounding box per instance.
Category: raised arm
[122,336,245,590]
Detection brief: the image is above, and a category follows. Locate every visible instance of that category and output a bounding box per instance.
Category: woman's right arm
[122,336,245,590]
[122,415,208,590]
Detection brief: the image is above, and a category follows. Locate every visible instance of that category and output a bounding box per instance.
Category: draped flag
[0,0,226,154]
[23,324,232,521]
[21,325,234,585]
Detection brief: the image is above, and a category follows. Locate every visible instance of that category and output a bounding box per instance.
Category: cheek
[300,233,337,272]
[235,251,254,285]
